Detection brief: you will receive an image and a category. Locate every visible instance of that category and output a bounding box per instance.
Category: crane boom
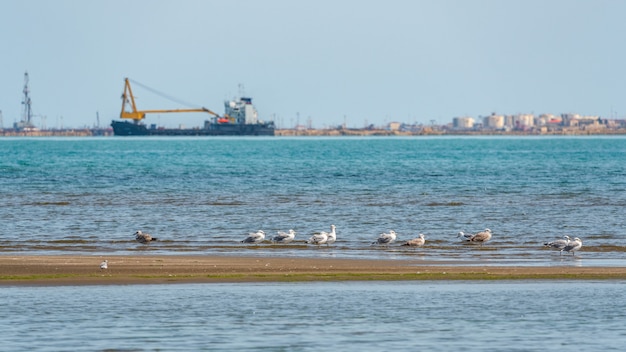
[120,78,223,121]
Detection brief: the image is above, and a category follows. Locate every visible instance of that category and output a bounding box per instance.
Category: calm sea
[2,281,626,351]
[2,136,626,350]
[1,136,625,264]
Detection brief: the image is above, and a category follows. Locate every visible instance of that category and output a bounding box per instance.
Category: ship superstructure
[225,97,258,125]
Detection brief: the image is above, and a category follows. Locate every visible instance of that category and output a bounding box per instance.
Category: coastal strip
[1,255,626,286]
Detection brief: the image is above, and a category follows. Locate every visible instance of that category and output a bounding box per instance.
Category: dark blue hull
[111,120,275,136]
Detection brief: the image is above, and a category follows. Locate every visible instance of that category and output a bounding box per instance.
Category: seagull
[325,225,337,246]
[306,227,329,246]
[402,234,426,247]
[469,228,492,244]
[373,230,397,246]
[271,229,296,244]
[562,237,583,256]
[242,230,265,244]
[100,260,108,270]
[134,230,158,244]
[457,231,473,241]
[544,235,571,255]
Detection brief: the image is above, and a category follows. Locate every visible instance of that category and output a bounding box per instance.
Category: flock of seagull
[130,227,583,255]
[240,226,493,248]
[239,226,582,255]
[98,227,583,270]
[133,226,582,254]
[240,225,424,248]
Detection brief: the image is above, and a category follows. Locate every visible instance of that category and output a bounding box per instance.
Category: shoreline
[2,255,626,286]
[3,128,626,137]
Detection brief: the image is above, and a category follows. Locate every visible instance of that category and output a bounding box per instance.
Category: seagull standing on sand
[562,237,583,256]
[373,230,397,246]
[242,230,266,244]
[134,230,158,244]
[100,260,108,270]
[544,235,571,255]
[271,229,296,244]
[403,234,426,247]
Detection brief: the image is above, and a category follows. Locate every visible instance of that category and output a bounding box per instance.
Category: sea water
[1,281,626,351]
[2,136,626,351]
[1,136,625,264]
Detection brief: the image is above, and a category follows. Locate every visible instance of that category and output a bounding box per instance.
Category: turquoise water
[2,136,626,350]
[1,136,626,264]
[2,281,626,351]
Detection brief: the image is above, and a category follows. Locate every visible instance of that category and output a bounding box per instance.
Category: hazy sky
[1,0,624,129]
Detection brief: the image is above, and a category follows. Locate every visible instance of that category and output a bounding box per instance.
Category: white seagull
[325,225,337,246]
[306,227,330,246]
[134,230,158,244]
[373,230,397,246]
[242,230,265,244]
[544,235,571,255]
[562,237,583,256]
[402,234,426,247]
[271,229,297,244]
[457,231,473,241]
[100,260,108,270]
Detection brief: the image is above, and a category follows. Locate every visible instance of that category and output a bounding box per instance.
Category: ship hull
[111,120,275,136]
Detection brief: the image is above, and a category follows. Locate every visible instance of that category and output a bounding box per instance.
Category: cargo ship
[111,78,274,136]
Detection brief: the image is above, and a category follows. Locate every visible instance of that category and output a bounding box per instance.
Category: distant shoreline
[274,129,626,137]
[2,255,626,286]
[2,128,626,137]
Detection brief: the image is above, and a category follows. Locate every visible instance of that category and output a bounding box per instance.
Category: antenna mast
[238,83,245,98]
[21,72,34,128]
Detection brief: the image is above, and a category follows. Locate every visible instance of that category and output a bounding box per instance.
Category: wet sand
[2,255,626,285]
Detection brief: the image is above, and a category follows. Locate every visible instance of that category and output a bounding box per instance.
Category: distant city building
[453,116,475,130]
[514,114,534,129]
[561,113,582,127]
[504,115,515,129]
[388,122,402,131]
[537,114,560,126]
[483,113,504,129]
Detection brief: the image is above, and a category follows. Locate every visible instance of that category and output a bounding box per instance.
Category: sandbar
[1,255,626,286]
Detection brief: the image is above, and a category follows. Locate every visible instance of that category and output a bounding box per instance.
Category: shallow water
[1,136,625,266]
[2,281,625,351]
[3,138,626,350]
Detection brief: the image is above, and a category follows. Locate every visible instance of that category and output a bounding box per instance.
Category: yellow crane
[119,78,230,122]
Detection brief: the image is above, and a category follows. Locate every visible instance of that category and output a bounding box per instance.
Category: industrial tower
[16,71,36,130]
